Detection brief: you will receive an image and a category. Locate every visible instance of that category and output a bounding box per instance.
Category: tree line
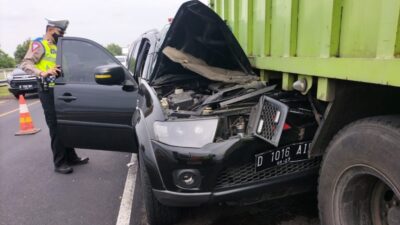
[0,39,123,69]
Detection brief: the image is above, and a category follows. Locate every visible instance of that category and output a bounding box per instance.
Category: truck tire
[318,116,400,225]
[139,154,181,225]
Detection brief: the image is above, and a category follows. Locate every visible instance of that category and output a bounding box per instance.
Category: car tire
[13,93,25,99]
[318,116,400,225]
[139,153,181,225]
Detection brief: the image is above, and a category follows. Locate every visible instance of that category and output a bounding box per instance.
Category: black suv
[54,2,320,225]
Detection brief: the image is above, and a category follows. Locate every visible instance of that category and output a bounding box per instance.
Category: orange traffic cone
[15,95,41,136]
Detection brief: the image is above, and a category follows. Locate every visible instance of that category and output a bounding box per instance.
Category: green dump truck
[211,0,400,224]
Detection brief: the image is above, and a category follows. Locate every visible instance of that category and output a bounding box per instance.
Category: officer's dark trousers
[38,88,78,167]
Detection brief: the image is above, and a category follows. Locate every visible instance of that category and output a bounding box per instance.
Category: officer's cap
[46,19,69,32]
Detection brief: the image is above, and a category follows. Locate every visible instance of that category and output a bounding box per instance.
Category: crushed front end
[140,0,321,207]
[146,72,320,206]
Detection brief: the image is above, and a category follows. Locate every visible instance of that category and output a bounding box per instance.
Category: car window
[61,40,116,84]
[116,56,126,63]
[134,39,151,78]
[127,41,140,75]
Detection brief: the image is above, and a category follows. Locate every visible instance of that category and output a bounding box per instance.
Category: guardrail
[0,68,13,86]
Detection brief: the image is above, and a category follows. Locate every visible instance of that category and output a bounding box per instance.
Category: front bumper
[147,137,321,207]
[154,169,318,207]
[8,79,38,94]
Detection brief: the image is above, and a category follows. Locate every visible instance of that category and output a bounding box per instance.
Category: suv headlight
[154,118,219,148]
[7,74,13,82]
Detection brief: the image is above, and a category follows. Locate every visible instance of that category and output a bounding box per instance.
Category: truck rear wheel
[318,117,400,225]
[139,154,181,225]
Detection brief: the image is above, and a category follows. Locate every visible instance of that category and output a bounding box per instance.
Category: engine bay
[150,46,320,147]
[153,74,319,147]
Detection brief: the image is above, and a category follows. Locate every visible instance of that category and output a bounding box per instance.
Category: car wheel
[318,116,400,225]
[139,153,181,225]
[13,93,25,99]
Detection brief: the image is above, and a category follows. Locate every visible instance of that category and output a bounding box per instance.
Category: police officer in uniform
[21,19,88,174]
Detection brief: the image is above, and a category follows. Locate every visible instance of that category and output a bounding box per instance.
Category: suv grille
[258,101,280,140]
[248,96,288,147]
[10,80,38,88]
[215,158,321,190]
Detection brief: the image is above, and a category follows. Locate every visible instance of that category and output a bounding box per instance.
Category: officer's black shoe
[55,164,73,174]
[67,157,89,166]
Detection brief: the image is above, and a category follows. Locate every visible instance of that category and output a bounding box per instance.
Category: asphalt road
[176,194,320,225]
[0,94,131,225]
[0,93,320,225]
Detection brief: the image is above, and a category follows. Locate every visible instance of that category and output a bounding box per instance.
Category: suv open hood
[150,0,254,84]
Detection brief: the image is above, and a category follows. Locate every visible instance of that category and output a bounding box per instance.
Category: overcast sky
[0,0,208,56]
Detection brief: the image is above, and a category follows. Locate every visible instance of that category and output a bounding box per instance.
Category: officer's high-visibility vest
[32,37,57,72]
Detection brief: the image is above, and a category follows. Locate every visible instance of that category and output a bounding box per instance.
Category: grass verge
[0,85,10,97]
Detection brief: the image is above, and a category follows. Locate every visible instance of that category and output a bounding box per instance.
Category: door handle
[58,94,77,102]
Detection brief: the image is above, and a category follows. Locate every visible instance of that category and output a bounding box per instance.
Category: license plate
[19,85,32,90]
[255,142,311,172]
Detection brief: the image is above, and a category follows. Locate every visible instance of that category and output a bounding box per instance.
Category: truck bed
[210,0,400,100]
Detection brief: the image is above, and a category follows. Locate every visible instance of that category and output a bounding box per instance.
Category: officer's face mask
[52,30,64,44]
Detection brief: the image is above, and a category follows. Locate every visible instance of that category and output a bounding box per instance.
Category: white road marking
[0,100,8,105]
[0,100,40,118]
[116,154,138,225]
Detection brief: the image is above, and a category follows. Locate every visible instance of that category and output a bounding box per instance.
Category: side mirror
[94,64,125,85]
